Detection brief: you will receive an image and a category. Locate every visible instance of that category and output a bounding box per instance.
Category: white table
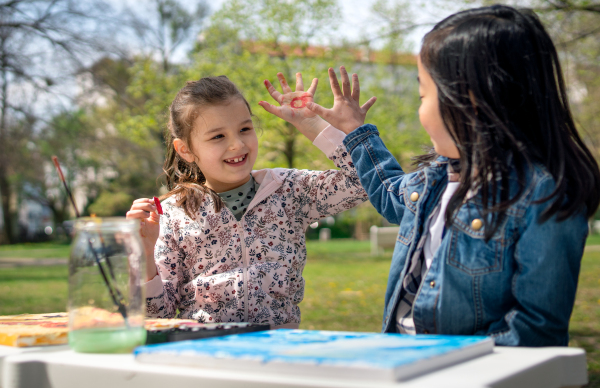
[0,345,588,388]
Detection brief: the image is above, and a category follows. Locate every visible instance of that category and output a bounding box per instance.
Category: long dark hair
[418,4,600,239]
[162,75,253,218]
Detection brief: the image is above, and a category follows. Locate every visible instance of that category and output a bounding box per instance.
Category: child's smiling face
[417,56,460,159]
[184,98,258,193]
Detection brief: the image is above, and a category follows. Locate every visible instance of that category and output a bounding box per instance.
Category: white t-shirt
[396,181,460,333]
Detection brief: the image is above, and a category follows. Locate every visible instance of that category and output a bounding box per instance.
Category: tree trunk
[283,122,296,168]
[0,40,15,244]
[0,169,14,244]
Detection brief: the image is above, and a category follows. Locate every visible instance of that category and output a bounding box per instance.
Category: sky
[196,0,463,53]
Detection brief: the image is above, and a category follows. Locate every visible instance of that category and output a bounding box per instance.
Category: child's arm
[307,66,411,225]
[259,72,328,142]
[127,198,181,318]
[126,198,160,281]
[259,71,373,223]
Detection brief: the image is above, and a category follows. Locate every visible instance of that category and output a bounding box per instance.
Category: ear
[173,139,195,163]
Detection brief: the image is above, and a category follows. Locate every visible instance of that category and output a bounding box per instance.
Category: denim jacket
[344,124,588,346]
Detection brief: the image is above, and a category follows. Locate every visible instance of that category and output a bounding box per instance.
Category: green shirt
[217,176,260,221]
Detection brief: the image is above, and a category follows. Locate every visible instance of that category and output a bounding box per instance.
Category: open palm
[260,72,318,127]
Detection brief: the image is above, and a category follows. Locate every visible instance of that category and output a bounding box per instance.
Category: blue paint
[134,329,492,370]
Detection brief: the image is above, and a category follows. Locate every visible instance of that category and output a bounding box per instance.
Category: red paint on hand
[290,94,312,109]
[153,196,163,215]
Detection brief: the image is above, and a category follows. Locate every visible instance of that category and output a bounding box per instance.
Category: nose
[228,134,245,151]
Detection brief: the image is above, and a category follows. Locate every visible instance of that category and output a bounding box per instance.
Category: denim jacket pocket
[446,203,506,275]
[397,197,416,246]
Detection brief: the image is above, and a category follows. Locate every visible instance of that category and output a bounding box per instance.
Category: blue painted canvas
[134,329,494,381]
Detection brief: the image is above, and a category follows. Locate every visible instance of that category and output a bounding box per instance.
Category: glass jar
[68,217,146,353]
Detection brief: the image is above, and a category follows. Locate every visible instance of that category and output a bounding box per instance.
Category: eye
[211,134,224,140]
[240,127,253,133]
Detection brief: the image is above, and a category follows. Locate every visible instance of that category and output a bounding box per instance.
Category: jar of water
[68,217,146,353]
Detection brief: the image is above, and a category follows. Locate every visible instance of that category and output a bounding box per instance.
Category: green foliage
[87,191,135,217]
[26,0,427,235]
[213,0,341,45]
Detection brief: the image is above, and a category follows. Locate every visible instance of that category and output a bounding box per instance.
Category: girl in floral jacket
[126,73,370,328]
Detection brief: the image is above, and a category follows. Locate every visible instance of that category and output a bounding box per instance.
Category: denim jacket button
[430,281,436,288]
[423,329,430,334]
[471,218,483,230]
[410,192,420,202]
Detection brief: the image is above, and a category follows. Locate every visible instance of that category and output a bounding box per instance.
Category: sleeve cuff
[343,124,379,153]
[144,273,164,297]
[312,125,347,157]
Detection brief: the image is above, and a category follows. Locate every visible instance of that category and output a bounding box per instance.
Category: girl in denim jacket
[126,74,368,328]
[308,5,600,345]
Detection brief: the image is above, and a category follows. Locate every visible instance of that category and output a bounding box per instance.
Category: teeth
[226,155,245,163]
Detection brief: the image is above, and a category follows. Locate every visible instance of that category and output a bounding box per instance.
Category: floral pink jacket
[145,126,367,328]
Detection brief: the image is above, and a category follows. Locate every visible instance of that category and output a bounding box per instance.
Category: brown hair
[161,75,253,218]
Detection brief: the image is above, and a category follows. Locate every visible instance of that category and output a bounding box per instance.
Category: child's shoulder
[160,195,203,220]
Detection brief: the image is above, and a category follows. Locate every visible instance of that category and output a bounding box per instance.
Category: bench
[370,225,400,255]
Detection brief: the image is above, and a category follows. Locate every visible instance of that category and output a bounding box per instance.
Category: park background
[0,0,599,386]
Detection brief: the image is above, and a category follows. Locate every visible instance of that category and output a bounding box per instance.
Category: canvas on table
[134,329,494,382]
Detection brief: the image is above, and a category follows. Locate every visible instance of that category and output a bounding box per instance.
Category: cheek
[418,104,431,134]
[248,135,259,152]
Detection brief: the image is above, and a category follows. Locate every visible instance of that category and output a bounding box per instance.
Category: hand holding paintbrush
[126,197,162,281]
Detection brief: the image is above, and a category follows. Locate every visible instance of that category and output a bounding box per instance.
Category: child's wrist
[295,116,328,136]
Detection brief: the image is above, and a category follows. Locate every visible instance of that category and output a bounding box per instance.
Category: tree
[532,1,600,159]
[0,0,118,243]
[205,0,346,169]
[123,0,209,72]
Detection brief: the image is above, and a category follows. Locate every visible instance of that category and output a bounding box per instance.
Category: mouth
[224,154,248,166]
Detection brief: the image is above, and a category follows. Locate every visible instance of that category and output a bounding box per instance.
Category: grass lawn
[0,241,71,259]
[0,237,599,385]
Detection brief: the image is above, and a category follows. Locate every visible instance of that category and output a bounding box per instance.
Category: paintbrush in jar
[51,156,129,326]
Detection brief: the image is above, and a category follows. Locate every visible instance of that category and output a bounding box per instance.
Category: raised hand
[259,72,327,141]
[306,66,376,135]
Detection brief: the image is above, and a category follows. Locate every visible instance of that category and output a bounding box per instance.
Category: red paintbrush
[153,196,163,215]
[51,156,80,218]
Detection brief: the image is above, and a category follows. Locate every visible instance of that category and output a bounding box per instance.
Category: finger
[328,68,343,98]
[264,79,283,105]
[277,72,292,94]
[306,102,332,120]
[351,73,360,102]
[147,212,160,224]
[258,101,283,118]
[126,209,152,219]
[130,202,156,211]
[361,96,378,113]
[340,66,351,98]
[295,73,304,91]
[132,198,152,204]
[129,204,156,218]
[307,78,318,96]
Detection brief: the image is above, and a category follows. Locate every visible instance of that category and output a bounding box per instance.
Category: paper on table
[0,312,197,347]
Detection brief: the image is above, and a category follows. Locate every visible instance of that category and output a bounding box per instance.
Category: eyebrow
[204,119,253,135]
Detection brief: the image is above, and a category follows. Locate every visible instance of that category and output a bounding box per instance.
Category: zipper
[239,217,249,322]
